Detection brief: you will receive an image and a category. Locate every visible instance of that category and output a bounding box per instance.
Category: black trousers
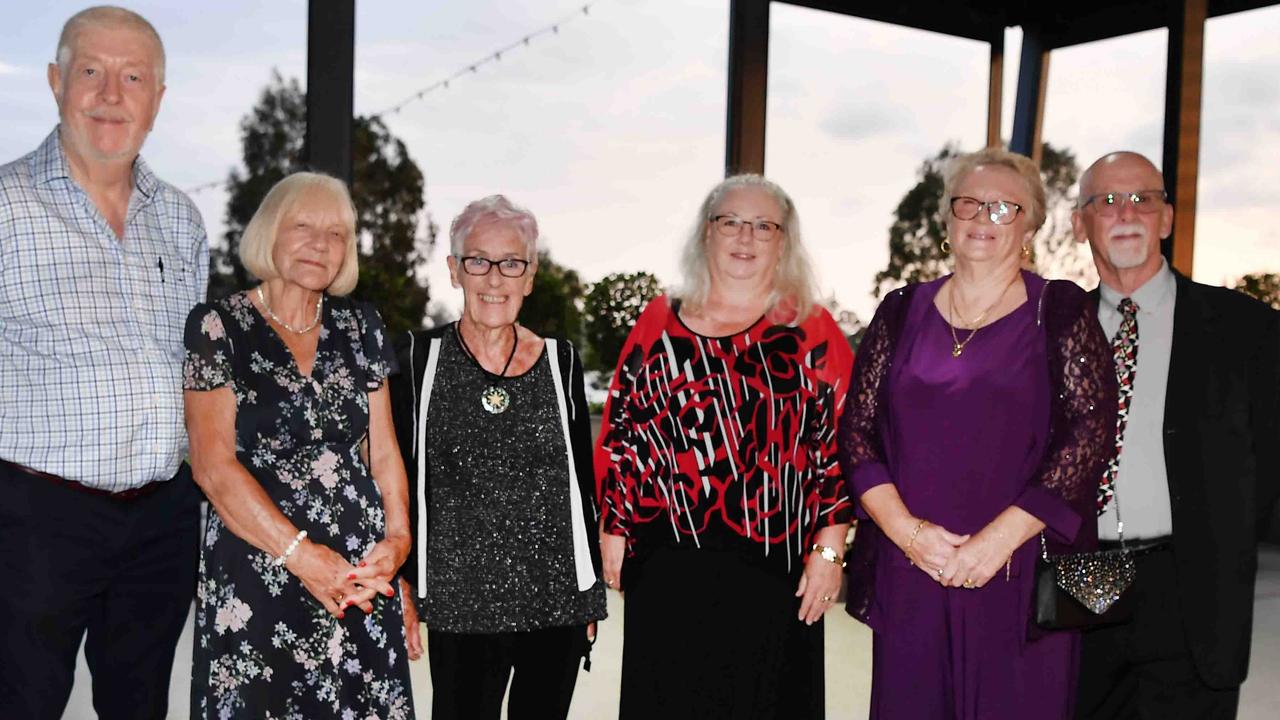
[427,623,589,720]
[1076,547,1240,720]
[620,547,825,720]
[0,462,201,720]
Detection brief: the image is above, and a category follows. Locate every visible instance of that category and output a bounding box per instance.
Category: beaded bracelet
[274,529,308,567]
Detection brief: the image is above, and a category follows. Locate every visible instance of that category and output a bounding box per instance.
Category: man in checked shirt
[0,7,208,719]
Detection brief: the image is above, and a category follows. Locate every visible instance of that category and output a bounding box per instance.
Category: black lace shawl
[839,278,1118,624]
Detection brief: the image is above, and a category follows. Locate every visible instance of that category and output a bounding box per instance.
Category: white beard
[1106,223,1151,270]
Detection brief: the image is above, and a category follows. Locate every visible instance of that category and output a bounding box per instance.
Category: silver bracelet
[274,529,307,567]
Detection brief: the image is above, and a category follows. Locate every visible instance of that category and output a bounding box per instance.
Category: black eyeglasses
[949,196,1024,226]
[710,215,784,241]
[1080,190,1168,217]
[456,255,531,278]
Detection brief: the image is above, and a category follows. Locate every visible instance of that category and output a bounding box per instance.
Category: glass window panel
[1197,6,1280,286]
[766,4,991,320]
[355,1,728,313]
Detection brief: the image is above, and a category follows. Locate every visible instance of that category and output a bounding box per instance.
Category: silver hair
[56,6,166,85]
[449,195,539,258]
[675,174,818,324]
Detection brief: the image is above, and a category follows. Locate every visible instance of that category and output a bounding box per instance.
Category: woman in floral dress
[183,172,415,719]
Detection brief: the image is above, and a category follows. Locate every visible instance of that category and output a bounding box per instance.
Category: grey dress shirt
[1096,260,1177,540]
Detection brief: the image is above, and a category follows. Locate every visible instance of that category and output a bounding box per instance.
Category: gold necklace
[946,273,1020,358]
[257,286,323,334]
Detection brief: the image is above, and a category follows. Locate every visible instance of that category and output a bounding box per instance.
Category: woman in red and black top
[595,174,854,720]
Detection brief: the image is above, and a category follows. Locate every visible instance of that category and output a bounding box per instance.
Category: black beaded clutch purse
[1033,534,1136,630]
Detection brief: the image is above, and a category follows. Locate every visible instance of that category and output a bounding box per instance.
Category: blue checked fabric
[0,128,209,491]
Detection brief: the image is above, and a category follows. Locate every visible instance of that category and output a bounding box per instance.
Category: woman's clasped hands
[900,518,970,586]
[287,534,411,619]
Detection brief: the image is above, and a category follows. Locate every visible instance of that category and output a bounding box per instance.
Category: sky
[3,0,1277,322]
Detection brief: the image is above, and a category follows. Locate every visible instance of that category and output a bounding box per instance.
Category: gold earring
[940,238,952,255]
[1021,244,1031,258]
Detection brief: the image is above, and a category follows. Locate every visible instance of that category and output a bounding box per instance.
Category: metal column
[1009,25,1049,164]
[305,0,356,183]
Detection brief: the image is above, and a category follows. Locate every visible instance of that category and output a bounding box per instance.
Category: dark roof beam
[725,0,771,176]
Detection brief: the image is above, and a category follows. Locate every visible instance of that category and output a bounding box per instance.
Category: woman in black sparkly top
[390,195,607,720]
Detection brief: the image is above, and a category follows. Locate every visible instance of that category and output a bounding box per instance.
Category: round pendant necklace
[455,322,518,414]
[257,286,323,334]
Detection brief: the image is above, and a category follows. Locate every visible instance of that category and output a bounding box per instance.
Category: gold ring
[605,580,614,588]
[936,568,944,579]
[822,595,832,602]
[963,579,974,589]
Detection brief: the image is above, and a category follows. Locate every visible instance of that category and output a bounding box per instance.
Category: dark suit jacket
[1151,271,1280,688]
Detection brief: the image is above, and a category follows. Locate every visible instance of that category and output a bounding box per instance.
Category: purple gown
[840,273,1118,720]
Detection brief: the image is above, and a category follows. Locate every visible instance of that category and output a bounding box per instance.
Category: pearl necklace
[257,286,323,334]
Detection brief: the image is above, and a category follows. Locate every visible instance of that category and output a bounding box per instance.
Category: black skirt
[620,546,825,720]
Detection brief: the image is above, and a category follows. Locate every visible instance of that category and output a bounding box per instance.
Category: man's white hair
[55,6,166,84]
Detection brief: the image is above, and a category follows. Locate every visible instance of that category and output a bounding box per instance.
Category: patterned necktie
[1098,297,1139,515]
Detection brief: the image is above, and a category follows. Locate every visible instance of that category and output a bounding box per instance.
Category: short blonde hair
[676,174,818,325]
[942,148,1047,231]
[57,6,166,85]
[238,172,360,296]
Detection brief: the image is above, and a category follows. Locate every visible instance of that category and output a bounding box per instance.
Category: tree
[582,271,663,373]
[1234,272,1280,310]
[873,142,1094,299]
[519,250,586,344]
[872,143,956,299]
[824,297,867,352]
[211,71,436,333]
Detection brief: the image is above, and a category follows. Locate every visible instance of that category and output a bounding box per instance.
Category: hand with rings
[600,531,625,593]
[903,518,969,586]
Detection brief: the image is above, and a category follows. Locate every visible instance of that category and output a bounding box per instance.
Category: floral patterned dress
[183,292,415,720]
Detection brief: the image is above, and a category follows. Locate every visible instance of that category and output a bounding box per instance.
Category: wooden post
[1161,0,1206,274]
[987,32,1004,148]
[306,0,355,183]
[725,0,770,176]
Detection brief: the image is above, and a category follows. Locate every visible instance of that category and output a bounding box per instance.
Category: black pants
[1077,547,1240,719]
[620,547,825,720]
[427,623,589,720]
[0,463,201,720]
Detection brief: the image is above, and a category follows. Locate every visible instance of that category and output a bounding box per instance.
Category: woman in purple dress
[839,148,1118,719]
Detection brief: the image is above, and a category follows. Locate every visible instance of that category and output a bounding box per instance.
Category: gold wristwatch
[810,543,846,567]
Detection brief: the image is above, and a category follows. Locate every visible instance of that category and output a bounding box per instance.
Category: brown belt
[0,457,162,501]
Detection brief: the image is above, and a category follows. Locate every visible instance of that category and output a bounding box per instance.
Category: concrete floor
[65,546,1280,719]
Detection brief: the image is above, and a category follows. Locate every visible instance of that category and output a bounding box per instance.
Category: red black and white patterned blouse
[595,295,854,576]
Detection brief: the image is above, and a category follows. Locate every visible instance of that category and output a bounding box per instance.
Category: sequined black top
[391,326,607,634]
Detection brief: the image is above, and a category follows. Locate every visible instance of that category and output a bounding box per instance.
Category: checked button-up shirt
[0,127,209,491]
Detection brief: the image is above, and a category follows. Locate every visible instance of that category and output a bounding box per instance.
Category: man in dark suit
[1072,151,1280,719]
